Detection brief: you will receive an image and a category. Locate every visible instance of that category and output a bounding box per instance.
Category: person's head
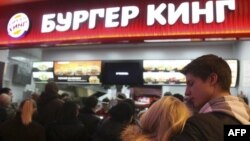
[84,96,98,110]
[0,93,11,107]
[0,87,12,96]
[109,102,133,123]
[140,96,191,141]
[117,93,126,102]
[237,94,249,105]
[242,97,249,105]
[60,93,70,101]
[123,98,135,114]
[31,93,39,102]
[173,93,184,102]
[61,101,79,121]
[164,91,172,96]
[102,98,110,109]
[45,81,58,94]
[19,99,37,126]
[181,54,231,110]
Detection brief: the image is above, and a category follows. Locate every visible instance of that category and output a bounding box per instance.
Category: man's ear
[209,73,218,86]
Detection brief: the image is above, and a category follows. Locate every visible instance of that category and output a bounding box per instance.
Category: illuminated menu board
[143,60,238,87]
[143,60,191,85]
[54,61,101,84]
[226,60,238,87]
[32,62,54,82]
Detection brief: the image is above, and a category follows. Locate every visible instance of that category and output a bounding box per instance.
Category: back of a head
[140,96,191,141]
[123,99,135,114]
[181,54,231,92]
[0,87,11,95]
[109,102,133,123]
[45,82,59,94]
[20,99,37,126]
[117,93,126,101]
[84,96,98,109]
[173,93,184,102]
[102,97,110,104]
[0,93,11,106]
[61,101,79,121]
[164,91,172,96]
[61,93,69,98]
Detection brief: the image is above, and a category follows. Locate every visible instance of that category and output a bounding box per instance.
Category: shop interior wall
[42,41,238,96]
[1,41,244,104]
[0,49,42,104]
[234,40,250,101]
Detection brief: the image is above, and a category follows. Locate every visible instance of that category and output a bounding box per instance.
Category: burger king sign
[7,13,30,38]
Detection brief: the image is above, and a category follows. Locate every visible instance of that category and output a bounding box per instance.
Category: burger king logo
[7,13,30,38]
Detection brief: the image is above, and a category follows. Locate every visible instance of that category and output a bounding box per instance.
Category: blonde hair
[20,99,37,126]
[140,96,191,141]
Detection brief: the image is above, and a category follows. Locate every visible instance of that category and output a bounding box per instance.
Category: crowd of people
[0,54,250,141]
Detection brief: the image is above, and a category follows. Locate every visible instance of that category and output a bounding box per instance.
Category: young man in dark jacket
[172,54,250,141]
[46,102,87,141]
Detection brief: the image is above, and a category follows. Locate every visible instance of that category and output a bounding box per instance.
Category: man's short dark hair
[84,96,98,108]
[62,101,79,120]
[0,88,11,95]
[173,93,184,102]
[164,91,172,96]
[181,54,231,92]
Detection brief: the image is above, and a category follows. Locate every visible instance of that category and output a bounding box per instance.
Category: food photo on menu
[32,62,55,83]
[143,72,186,85]
[53,61,101,84]
[32,62,54,72]
[143,60,191,72]
[33,72,54,82]
[143,60,190,85]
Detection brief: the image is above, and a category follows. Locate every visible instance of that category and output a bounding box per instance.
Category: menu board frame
[143,60,239,87]
[143,60,191,86]
[53,60,102,84]
[226,59,239,88]
[32,61,54,83]
[101,60,143,85]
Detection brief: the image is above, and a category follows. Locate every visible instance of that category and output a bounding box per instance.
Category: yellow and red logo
[7,13,30,38]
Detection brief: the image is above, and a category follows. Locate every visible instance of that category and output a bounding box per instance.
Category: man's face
[185,73,214,110]
[8,90,13,96]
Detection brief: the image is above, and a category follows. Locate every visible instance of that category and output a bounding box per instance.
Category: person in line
[59,93,71,102]
[121,96,191,141]
[0,88,12,96]
[0,99,45,141]
[31,92,40,103]
[0,87,17,115]
[0,94,16,124]
[46,101,87,141]
[93,102,134,141]
[79,96,101,141]
[172,54,250,141]
[237,91,249,105]
[164,91,172,96]
[173,93,184,102]
[96,98,110,119]
[37,82,64,125]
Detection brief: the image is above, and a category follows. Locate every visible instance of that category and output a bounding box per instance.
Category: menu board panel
[54,61,101,84]
[143,60,238,87]
[33,72,54,82]
[143,60,191,85]
[226,60,238,87]
[32,61,54,82]
[32,62,54,72]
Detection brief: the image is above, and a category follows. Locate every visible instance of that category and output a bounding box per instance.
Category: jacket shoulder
[171,112,241,141]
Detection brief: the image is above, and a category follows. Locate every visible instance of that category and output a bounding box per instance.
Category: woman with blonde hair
[122,96,191,141]
[0,99,45,141]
